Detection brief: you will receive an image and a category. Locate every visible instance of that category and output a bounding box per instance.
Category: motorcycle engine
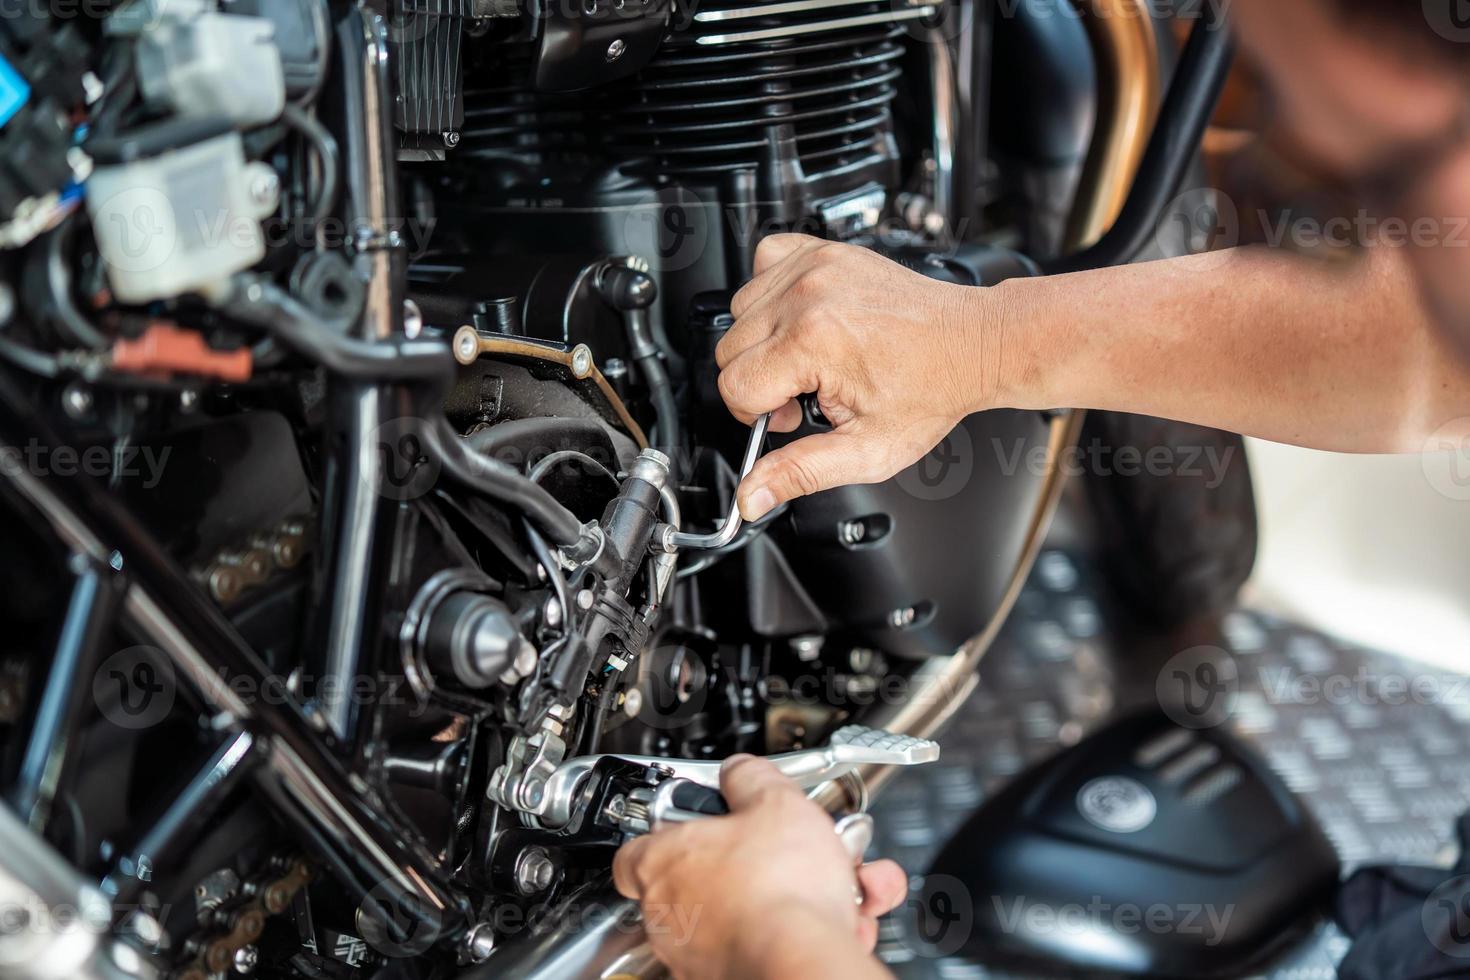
[0,0,1055,972]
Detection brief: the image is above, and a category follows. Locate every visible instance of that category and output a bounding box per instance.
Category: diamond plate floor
[870,549,1470,979]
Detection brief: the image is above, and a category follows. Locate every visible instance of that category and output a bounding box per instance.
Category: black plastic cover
[924,710,1340,977]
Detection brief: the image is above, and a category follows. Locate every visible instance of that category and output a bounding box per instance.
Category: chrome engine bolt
[233,944,259,974]
[513,846,556,896]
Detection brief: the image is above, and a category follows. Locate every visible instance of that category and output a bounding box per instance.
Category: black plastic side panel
[772,407,1049,659]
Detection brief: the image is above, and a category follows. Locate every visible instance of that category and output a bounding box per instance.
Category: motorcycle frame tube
[0,392,474,947]
[11,557,123,831]
[302,6,410,749]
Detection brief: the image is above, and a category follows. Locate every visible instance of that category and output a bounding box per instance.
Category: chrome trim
[694,7,938,45]
[927,27,957,235]
[695,0,930,23]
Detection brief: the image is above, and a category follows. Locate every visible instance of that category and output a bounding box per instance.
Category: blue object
[0,53,29,128]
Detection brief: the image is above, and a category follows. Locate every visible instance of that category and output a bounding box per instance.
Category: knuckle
[716,368,740,407]
[775,452,826,497]
[730,284,754,318]
[787,270,821,302]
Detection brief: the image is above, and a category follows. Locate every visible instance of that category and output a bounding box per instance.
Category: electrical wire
[280,103,341,232]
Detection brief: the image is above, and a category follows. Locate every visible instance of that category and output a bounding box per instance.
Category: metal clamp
[666,412,771,550]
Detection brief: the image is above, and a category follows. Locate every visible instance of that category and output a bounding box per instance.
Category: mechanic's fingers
[612,835,653,901]
[719,753,802,811]
[729,236,824,323]
[857,860,908,919]
[715,303,776,370]
[769,398,803,433]
[752,233,820,275]
[736,430,872,520]
[716,341,812,425]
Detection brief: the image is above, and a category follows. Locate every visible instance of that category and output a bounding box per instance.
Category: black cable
[39,220,107,349]
[0,335,61,378]
[280,103,341,230]
[222,273,600,553]
[528,449,620,494]
[221,275,449,380]
[428,417,595,554]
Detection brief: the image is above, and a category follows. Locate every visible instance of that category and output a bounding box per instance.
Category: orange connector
[112,323,253,383]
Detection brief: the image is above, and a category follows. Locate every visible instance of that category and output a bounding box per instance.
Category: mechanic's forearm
[981,245,1470,451]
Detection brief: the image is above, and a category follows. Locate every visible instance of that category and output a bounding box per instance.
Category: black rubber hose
[36,220,107,349]
[639,345,681,451]
[1041,8,1235,274]
[280,103,341,230]
[0,335,61,377]
[425,416,595,554]
[223,274,602,554]
[222,276,451,381]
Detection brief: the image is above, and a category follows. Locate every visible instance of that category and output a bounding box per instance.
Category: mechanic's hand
[717,233,1001,519]
[612,754,907,979]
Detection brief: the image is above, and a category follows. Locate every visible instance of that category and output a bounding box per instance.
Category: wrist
[943,277,1031,416]
[727,902,853,979]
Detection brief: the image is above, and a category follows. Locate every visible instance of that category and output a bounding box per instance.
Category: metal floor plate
[870,550,1470,979]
